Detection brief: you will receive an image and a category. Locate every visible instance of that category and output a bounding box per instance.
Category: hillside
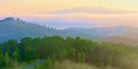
[66,27,138,46]
[1,17,138,47]
[99,36,138,46]
[0,17,90,42]
[122,31,138,40]
[66,26,134,36]
[0,36,138,69]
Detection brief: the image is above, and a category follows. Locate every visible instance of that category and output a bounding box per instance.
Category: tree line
[0,35,138,69]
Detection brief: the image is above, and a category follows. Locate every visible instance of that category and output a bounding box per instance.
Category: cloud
[36,11,47,14]
[48,7,138,14]
[11,12,19,14]
[1,7,138,29]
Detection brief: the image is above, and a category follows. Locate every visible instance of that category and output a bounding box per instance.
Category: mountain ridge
[0,17,138,46]
[0,17,90,42]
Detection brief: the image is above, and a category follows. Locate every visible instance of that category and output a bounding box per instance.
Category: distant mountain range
[66,26,135,36]
[0,17,138,46]
[66,26,138,46]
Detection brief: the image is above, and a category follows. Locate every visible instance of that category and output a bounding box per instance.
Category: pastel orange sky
[0,0,138,28]
[1,0,138,12]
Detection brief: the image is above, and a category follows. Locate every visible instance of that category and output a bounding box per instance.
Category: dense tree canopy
[0,35,137,69]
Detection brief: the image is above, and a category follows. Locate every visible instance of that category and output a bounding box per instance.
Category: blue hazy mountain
[0,17,90,42]
[0,17,138,45]
[66,26,134,36]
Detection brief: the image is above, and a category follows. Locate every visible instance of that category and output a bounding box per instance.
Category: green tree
[0,50,3,67]
[12,51,18,62]
[69,47,77,60]
[77,52,86,62]
[20,37,33,47]
[4,51,10,67]
[32,47,37,60]
[12,47,21,62]
[58,49,67,62]
[24,46,33,61]
[7,39,18,49]
[107,55,113,66]
[6,47,10,55]
[16,47,21,61]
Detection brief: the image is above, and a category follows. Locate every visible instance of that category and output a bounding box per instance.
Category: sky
[0,0,138,29]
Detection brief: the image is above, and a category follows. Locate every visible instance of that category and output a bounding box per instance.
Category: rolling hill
[0,17,138,47]
[0,17,90,42]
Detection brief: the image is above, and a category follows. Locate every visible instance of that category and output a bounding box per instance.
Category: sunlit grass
[54,60,120,69]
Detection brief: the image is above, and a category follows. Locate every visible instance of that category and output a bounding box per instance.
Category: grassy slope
[91,36,138,46]
[11,60,121,69]
[4,63,29,69]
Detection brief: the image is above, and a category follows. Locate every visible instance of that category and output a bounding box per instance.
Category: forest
[0,35,138,69]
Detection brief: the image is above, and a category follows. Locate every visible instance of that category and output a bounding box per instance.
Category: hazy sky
[0,0,138,28]
[1,0,138,12]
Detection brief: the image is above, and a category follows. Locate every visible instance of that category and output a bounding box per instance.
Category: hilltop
[0,17,89,42]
